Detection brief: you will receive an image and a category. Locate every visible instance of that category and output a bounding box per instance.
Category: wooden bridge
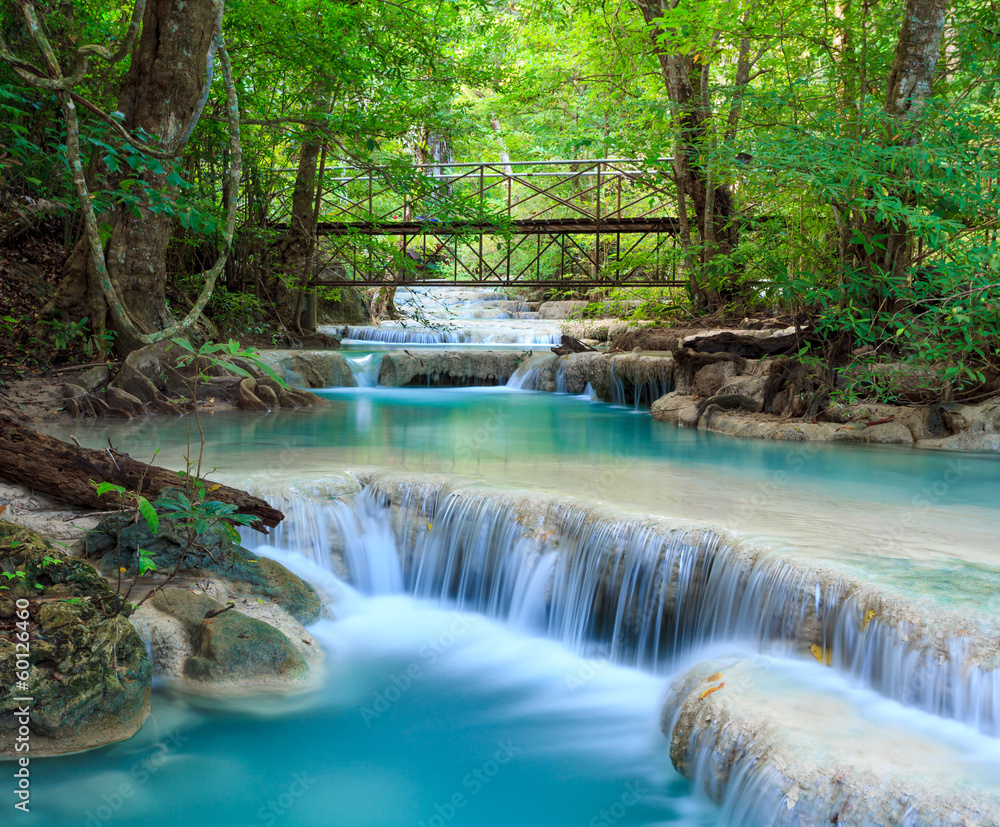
[292,159,692,289]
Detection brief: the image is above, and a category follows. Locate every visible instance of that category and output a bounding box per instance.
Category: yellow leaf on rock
[862,609,876,630]
[699,682,725,700]
[208,484,221,492]
[706,672,723,683]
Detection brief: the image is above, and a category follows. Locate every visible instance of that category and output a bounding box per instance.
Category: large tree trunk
[856,0,948,295]
[634,0,738,309]
[272,133,323,330]
[51,0,223,349]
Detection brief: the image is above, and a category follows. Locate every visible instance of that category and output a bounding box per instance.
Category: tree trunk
[885,0,949,120]
[272,132,323,328]
[51,0,223,349]
[857,0,948,295]
[633,0,738,309]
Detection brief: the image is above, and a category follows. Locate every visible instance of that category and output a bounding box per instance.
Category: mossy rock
[150,589,308,686]
[85,507,320,624]
[0,520,151,756]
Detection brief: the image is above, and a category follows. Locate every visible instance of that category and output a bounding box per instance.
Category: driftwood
[0,416,283,532]
[685,330,808,359]
[551,335,597,357]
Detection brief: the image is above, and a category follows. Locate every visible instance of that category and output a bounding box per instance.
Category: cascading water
[242,480,999,737]
[607,359,674,408]
[328,286,564,346]
[342,352,385,387]
[39,350,1000,825]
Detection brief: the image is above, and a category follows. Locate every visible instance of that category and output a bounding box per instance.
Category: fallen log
[0,416,282,532]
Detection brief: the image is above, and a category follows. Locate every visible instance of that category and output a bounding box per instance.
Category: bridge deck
[309,217,682,236]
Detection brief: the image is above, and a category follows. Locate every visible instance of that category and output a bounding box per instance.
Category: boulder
[536,300,590,320]
[256,349,357,389]
[145,589,310,689]
[0,521,151,756]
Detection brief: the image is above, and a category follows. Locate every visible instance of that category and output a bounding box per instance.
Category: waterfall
[343,326,470,345]
[244,478,998,736]
[608,359,674,408]
[505,353,556,390]
[342,352,385,387]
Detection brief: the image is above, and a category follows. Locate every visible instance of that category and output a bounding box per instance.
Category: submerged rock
[0,521,151,756]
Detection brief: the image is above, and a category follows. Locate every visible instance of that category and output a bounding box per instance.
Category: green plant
[45,316,91,350]
[156,487,259,542]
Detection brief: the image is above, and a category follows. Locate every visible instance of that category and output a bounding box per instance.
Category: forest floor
[0,224,88,423]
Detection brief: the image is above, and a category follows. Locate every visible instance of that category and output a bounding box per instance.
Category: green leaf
[137,497,160,534]
[93,481,125,498]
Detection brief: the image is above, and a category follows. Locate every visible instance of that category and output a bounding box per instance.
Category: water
[22,585,717,827]
[327,286,564,345]
[51,387,1000,582]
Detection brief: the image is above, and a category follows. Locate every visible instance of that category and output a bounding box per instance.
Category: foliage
[2,0,998,400]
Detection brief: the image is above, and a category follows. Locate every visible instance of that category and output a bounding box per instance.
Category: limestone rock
[378,351,528,387]
[0,521,151,756]
[147,589,310,689]
[664,658,1000,826]
[256,349,357,388]
[536,300,589,320]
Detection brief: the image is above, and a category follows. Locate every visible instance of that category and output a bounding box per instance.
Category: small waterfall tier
[242,472,999,738]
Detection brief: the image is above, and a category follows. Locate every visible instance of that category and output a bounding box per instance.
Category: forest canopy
[1,0,998,400]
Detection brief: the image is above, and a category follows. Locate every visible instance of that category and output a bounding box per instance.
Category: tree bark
[885,0,949,120]
[633,0,739,308]
[0,416,283,532]
[272,132,323,328]
[52,0,224,348]
[856,0,948,294]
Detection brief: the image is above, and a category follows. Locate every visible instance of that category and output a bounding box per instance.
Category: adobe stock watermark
[416,740,522,827]
[11,598,32,815]
[440,409,509,474]
[71,730,189,827]
[248,772,316,826]
[879,457,972,545]
[588,780,649,827]
[359,613,475,727]
[565,649,611,692]
[735,441,823,520]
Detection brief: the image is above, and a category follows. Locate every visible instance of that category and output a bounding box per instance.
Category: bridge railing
[304,159,689,288]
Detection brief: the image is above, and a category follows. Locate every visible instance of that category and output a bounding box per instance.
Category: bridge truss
[292,159,691,289]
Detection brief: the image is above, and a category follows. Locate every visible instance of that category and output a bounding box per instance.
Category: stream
[32,286,1000,826]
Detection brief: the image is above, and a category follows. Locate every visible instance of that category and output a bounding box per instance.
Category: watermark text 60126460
[12,597,33,813]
